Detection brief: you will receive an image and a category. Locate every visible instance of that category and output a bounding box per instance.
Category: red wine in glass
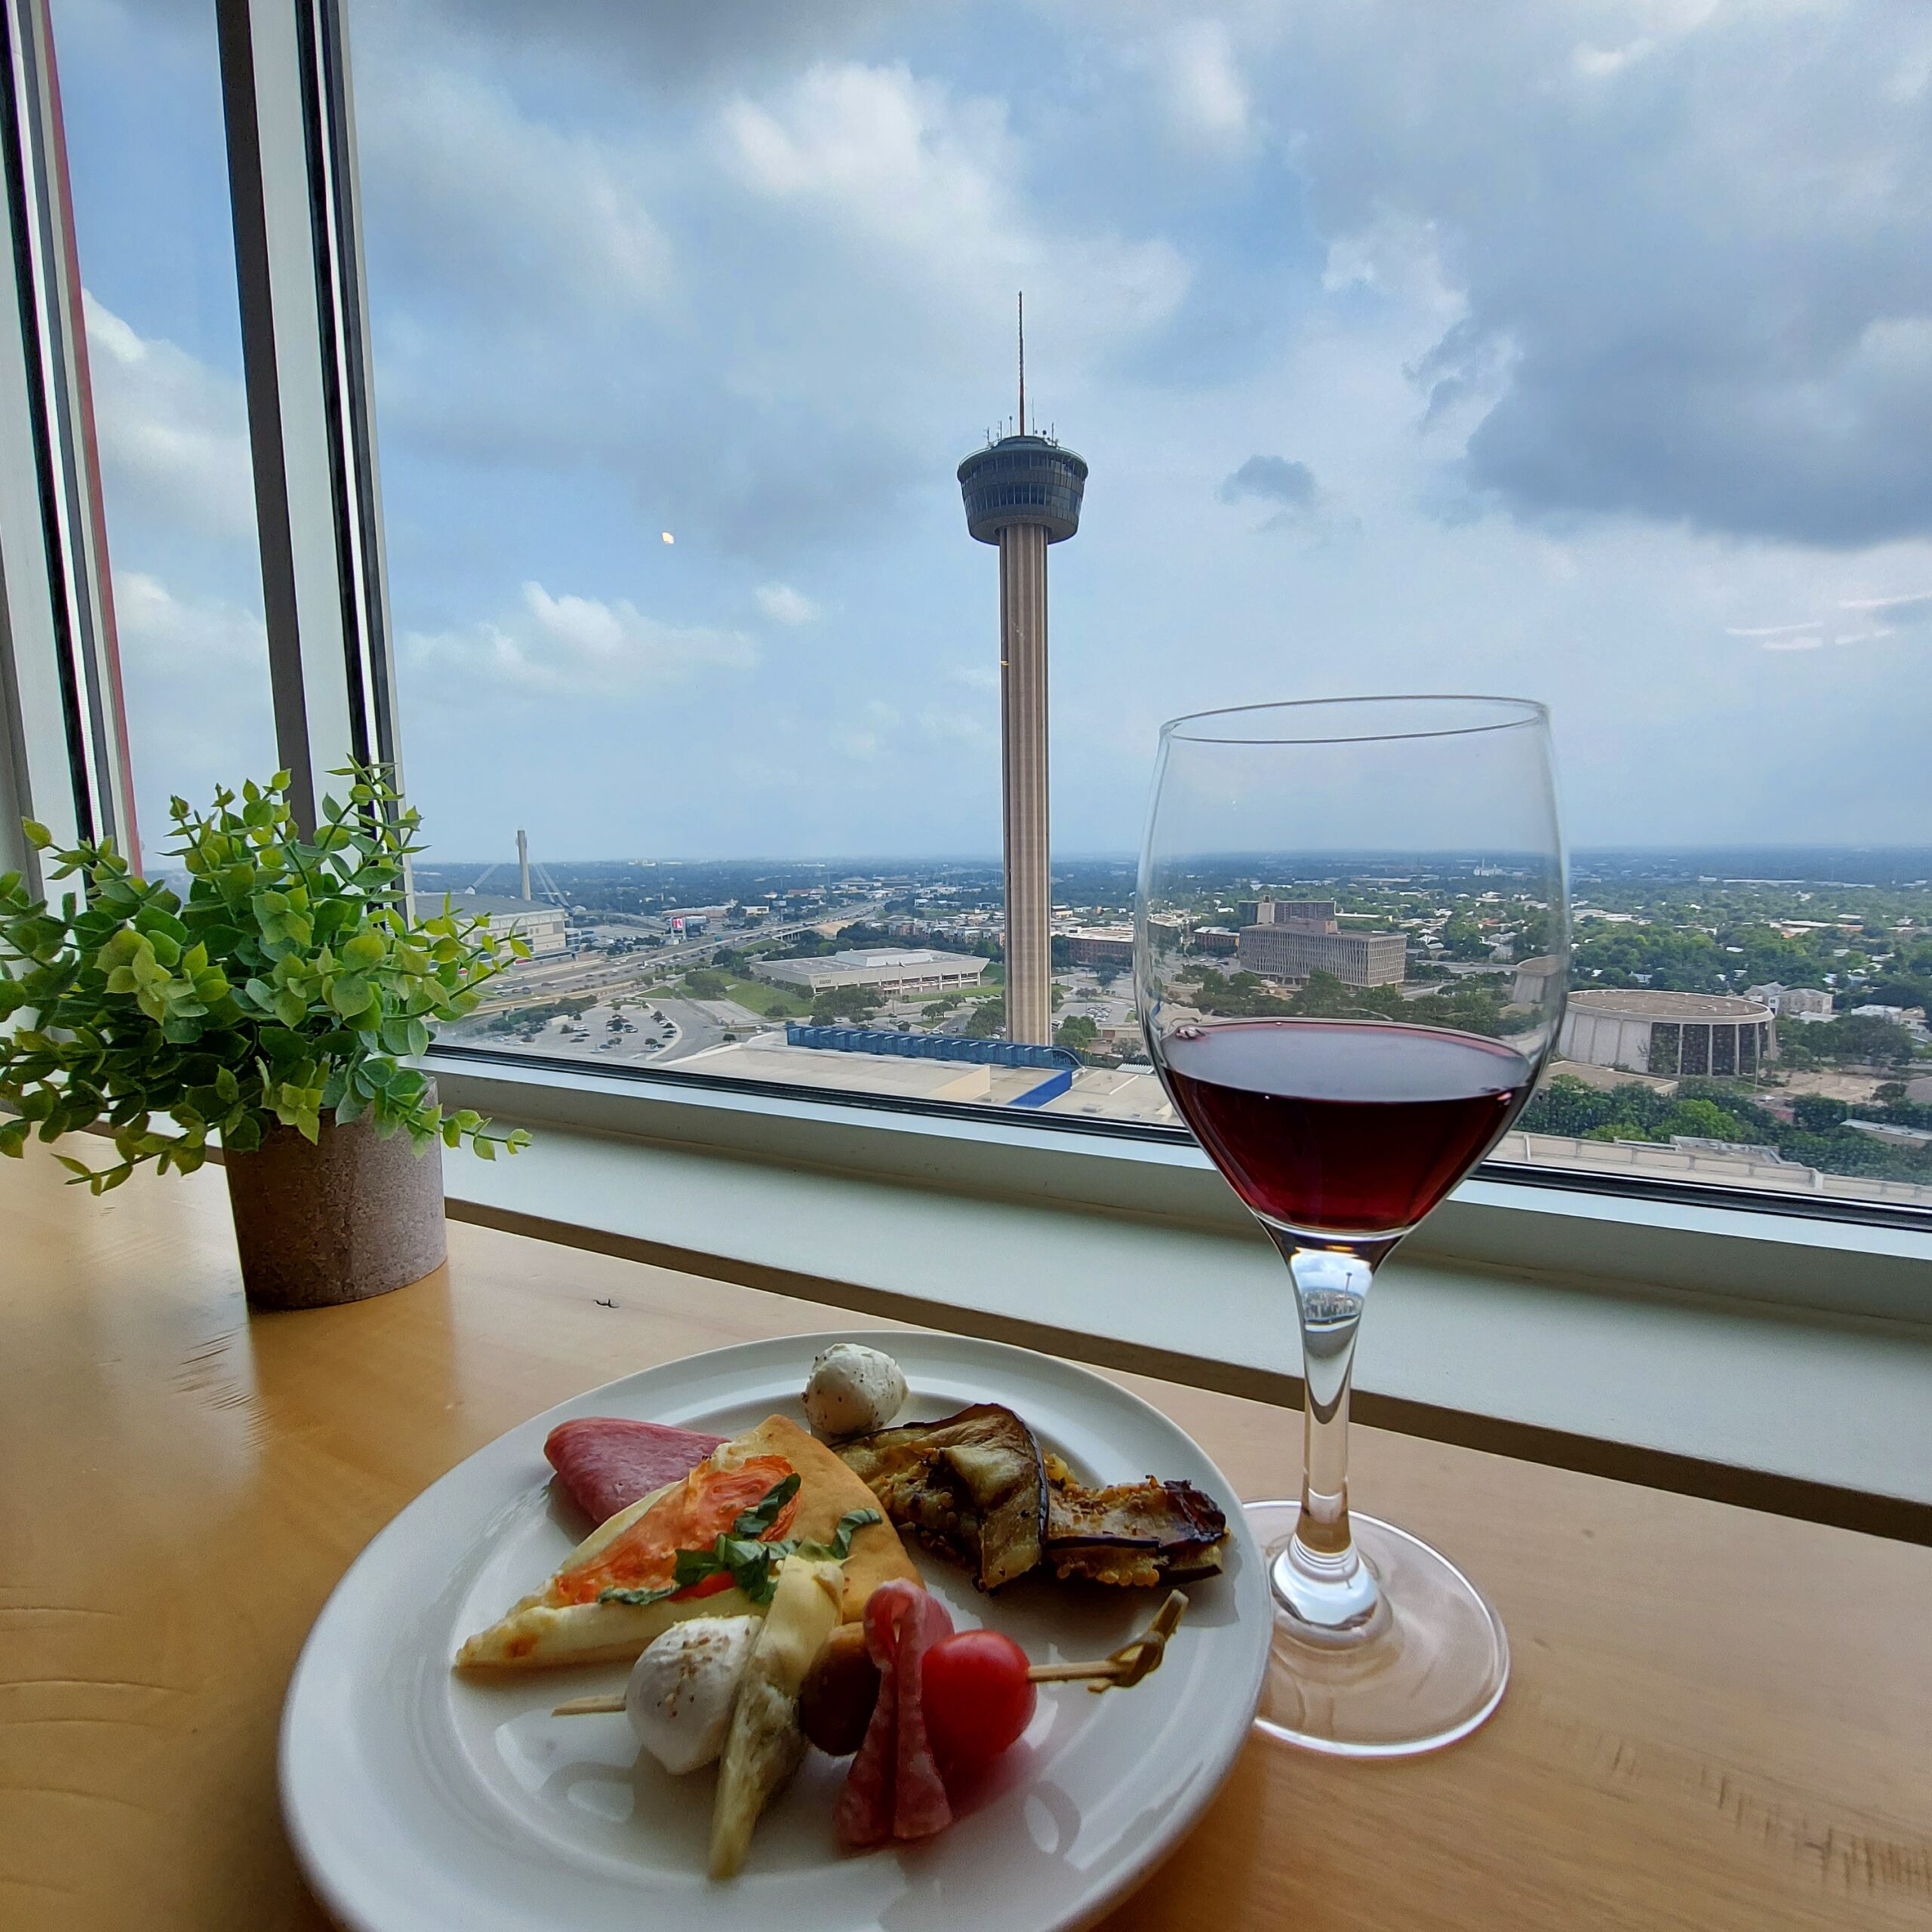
[1161,1019,1535,1235]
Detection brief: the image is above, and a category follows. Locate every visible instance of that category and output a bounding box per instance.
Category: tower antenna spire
[1017,290,1025,436]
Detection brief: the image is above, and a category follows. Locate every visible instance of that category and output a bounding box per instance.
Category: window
[34,3,1932,1226]
[54,0,275,867]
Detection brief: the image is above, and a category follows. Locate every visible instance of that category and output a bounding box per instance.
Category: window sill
[429,1050,1932,1543]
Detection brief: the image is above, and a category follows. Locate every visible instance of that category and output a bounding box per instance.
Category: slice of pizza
[455,1414,918,1671]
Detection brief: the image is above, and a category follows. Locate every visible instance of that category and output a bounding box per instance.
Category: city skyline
[51,0,1932,869]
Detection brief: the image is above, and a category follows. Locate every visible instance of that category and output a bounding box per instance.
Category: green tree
[1055,1014,1099,1056]
[809,983,882,1025]
[964,996,1006,1038]
[1792,1094,1850,1131]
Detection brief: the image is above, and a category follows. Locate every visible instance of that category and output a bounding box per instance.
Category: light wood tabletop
[2,1138,1927,1931]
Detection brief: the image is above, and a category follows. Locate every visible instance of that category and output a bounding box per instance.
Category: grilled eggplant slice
[836,1404,1047,1591]
[1042,1459,1229,1588]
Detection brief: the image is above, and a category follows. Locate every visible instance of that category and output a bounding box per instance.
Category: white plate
[281,1329,1269,1932]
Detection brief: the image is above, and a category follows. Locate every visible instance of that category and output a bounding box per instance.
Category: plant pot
[223,1103,448,1312]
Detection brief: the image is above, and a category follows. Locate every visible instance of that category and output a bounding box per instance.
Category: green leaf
[595,1583,682,1610]
[731,1474,801,1540]
[23,820,51,851]
[326,972,374,1017]
[795,1509,884,1564]
[341,930,385,969]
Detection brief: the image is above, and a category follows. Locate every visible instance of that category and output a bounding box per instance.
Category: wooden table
[2,1140,1927,1931]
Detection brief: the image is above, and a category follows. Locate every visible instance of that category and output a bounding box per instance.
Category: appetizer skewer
[552,1589,1190,1717]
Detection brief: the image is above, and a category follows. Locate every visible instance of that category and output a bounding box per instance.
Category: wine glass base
[1247,1503,1508,1758]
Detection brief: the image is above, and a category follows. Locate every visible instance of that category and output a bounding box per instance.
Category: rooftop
[1567,988,1771,1020]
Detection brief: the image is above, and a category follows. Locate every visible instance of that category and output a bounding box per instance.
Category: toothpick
[1026,1589,1189,1694]
[552,1691,626,1716]
[550,1589,1190,1715]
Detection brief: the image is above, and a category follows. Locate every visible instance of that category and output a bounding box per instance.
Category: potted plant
[0,764,529,1309]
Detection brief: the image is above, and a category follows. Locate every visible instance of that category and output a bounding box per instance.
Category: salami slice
[834,1620,899,1848]
[543,1417,726,1526]
[890,1591,955,1841]
[835,1580,955,1848]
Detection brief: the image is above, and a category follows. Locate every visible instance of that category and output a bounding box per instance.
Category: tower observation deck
[957,426,1087,1047]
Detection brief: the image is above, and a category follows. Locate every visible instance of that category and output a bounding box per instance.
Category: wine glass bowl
[1135,696,1568,1756]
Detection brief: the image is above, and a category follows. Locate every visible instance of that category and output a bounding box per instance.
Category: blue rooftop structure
[784,1023,1075,1070]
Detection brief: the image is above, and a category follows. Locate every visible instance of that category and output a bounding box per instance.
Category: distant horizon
[405,842,1932,872]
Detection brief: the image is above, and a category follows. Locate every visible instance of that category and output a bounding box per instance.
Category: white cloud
[354,53,670,321]
[110,574,276,849]
[82,292,255,539]
[1146,20,1252,150]
[115,570,266,667]
[755,582,818,625]
[721,62,1189,346]
[945,662,999,693]
[405,581,757,695]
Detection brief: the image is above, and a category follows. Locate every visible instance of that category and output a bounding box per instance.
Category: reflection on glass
[55,1,275,861]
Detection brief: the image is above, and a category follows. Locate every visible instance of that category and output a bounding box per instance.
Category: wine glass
[1134,696,1568,1757]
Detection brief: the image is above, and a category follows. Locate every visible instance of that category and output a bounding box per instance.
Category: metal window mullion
[0,0,137,884]
[217,0,398,836]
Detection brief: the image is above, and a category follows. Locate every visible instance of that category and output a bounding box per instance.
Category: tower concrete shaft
[958,424,1087,1050]
[998,522,1052,1044]
[516,828,530,903]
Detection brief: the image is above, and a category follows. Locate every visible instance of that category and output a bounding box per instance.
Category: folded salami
[544,1416,727,1526]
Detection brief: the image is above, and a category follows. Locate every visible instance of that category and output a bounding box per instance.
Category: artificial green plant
[0,763,530,1192]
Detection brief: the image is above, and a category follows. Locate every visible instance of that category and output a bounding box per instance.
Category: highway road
[465,898,884,1014]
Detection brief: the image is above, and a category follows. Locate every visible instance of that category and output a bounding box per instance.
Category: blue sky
[54,0,1932,866]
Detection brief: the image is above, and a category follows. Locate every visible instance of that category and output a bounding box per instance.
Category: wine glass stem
[1270,1240,1387,1643]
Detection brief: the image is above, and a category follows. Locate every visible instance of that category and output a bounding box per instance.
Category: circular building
[957,433,1088,543]
[1558,988,1777,1079]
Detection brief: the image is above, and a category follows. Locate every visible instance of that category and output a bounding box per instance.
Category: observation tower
[956,296,1088,1046]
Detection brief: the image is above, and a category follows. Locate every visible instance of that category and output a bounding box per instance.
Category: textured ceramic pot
[223,1103,447,1312]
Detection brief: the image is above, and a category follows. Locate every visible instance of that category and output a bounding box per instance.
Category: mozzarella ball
[625,1616,759,1775]
[804,1343,908,1440]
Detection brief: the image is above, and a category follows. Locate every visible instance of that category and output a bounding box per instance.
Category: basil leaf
[731,1473,801,1539]
[597,1583,681,1608]
[672,1546,725,1590]
[795,1508,883,1564]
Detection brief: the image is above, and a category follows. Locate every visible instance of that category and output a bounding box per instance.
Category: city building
[1491,1128,1932,1210]
[672,1033,1172,1122]
[457,894,568,958]
[957,300,1088,1045]
[752,946,990,997]
[1235,900,1405,988]
[1238,898,1338,931]
[1066,927,1133,968]
[1558,988,1777,1078]
[1745,983,1834,1019]
[1193,927,1239,955]
[1512,955,1564,1005]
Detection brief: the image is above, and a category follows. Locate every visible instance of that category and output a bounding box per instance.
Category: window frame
[0,0,136,885]
[10,0,1921,1312]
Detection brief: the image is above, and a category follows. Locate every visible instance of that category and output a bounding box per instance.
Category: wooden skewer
[552,1691,627,1715]
[1029,1589,1189,1693]
[550,1589,1190,1716]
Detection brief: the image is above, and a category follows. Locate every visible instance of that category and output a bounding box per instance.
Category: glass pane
[343,6,1930,1214]
[54,0,276,871]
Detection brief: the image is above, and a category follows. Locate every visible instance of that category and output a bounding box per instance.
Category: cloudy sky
[56,0,1932,866]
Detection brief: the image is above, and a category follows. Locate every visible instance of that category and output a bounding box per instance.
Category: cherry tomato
[921,1629,1036,1774]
